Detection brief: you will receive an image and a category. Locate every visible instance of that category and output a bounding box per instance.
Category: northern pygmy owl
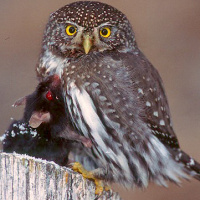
[36,1,200,187]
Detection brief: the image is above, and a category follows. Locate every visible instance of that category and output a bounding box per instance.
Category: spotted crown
[46,1,136,48]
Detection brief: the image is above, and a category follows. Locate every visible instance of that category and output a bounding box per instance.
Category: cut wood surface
[0,152,121,200]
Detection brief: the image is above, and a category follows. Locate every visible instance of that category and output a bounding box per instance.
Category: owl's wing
[126,51,179,149]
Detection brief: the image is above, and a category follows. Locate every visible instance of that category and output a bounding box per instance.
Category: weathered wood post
[0,152,121,200]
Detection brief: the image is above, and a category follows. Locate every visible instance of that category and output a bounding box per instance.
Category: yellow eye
[100,27,111,38]
[66,25,77,36]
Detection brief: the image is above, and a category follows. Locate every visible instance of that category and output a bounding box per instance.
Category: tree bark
[0,152,121,200]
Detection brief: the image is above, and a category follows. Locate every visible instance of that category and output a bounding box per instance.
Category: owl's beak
[83,34,93,54]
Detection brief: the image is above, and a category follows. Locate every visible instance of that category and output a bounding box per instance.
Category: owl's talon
[104,185,111,191]
[94,179,104,195]
[72,162,107,195]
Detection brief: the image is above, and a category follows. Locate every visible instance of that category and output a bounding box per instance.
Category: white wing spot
[138,88,144,94]
[189,159,195,166]
[160,120,165,126]
[149,88,153,92]
[99,96,107,101]
[146,101,151,107]
[71,65,76,69]
[153,111,158,117]
[83,82,90,87]
[91,82,99,88]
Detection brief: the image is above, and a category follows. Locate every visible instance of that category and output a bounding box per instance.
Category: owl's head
[42,1,136,59]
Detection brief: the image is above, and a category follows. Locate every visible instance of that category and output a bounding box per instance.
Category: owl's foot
[72,162,110,195]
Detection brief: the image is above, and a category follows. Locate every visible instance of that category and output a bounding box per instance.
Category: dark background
[0,1,200,199]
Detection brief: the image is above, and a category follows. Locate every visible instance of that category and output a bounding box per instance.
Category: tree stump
[0,152,121,200]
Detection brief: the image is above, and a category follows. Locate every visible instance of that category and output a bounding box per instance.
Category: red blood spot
[46,90,53,101]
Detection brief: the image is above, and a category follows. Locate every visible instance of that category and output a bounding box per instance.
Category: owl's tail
[173,149,200,181]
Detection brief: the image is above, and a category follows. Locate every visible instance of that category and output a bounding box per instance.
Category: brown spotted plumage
[36,1,200,188]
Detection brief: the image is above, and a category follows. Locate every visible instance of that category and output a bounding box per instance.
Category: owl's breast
[63,52,145,136]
